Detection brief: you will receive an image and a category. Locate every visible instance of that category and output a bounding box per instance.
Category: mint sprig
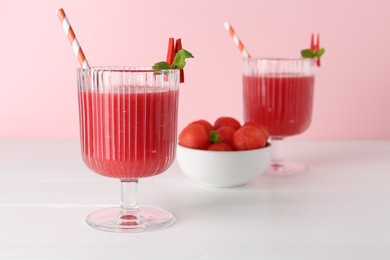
[152,49,194,70]
[209,130,220,144]
[301,48,325,59]
[172,49,194,69]
[152,61,172,70]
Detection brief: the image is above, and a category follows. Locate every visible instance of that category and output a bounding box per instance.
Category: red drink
[243,74,314,138]
[78,89,179,179]
[77,67,179,232]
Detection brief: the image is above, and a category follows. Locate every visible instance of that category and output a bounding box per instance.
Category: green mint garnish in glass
[301,48,325,59]
[153,49,194,70]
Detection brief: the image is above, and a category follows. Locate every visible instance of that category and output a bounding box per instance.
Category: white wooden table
[1,139,389,259]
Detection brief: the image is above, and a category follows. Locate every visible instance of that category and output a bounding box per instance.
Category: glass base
[265,160,309,176]
[86,206,175,233]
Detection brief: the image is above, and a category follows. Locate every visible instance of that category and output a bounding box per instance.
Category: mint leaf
[152,48,194,76]
[301,49,316,58]
[209,130,220,144]
[172,49,194,69]
[301,48,325,59]
[316,48,325,58]
[178,49,194,59]
[152,61,172,70]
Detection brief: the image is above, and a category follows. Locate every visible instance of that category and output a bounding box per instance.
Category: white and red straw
[224,22,251,59]
[57,8,90,69]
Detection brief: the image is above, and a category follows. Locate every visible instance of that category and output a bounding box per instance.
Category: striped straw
[57,8,90,69]
[224,22,251,59]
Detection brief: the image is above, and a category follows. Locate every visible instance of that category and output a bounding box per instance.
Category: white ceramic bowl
[176,144,271,187]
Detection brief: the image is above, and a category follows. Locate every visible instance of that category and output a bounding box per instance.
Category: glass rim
[77,66,180,73]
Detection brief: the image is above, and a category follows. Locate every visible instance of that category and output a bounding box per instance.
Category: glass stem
[120,179,139,215]
[271,137,284,169]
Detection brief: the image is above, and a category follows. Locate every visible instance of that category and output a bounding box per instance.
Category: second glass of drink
[243,58,316,175]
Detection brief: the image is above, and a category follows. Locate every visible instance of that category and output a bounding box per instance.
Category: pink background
[0,0,389,139]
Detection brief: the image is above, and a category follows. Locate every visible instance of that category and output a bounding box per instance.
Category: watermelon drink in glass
[77,67,179,232]
[243,58,316,175]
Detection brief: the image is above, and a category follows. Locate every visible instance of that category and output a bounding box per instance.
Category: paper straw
[57,8,90,69]
[224,22,251,59]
